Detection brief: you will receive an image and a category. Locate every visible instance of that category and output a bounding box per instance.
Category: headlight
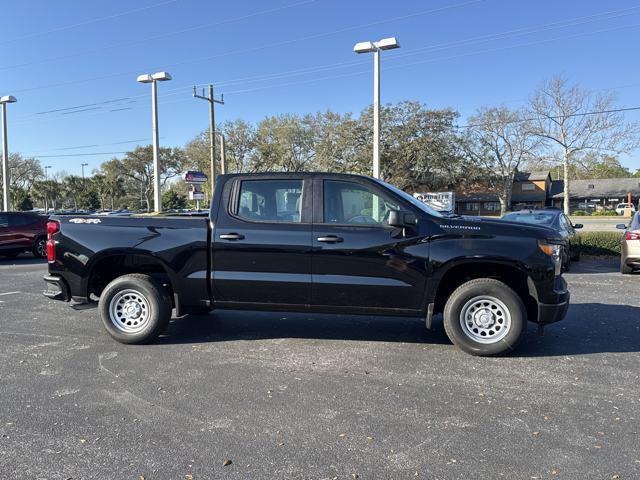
[538,240,562,275]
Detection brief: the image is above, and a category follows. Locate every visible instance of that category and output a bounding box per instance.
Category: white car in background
[615,203,636,216]
[617,212,640,274]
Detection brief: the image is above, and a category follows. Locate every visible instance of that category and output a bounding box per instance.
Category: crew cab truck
[43,173,569,356]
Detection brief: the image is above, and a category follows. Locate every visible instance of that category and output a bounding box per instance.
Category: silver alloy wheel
[459,295,512,344]
[36,238,46,257]
[108,289,151,334]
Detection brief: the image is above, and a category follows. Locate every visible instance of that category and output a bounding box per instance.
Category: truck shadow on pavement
[157,302,640,357]
[159,311,452,346]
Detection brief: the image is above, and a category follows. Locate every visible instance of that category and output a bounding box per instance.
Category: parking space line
[0,291,20,296]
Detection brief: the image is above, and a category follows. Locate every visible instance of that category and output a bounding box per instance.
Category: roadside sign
[413,191,455,213]
[189,191,205,201]
[184,171,208,184]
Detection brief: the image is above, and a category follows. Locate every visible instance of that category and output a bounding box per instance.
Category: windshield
[376,179,444,218]
[503,212,556,225]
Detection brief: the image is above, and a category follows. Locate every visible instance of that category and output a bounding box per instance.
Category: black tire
[443,278,527,356]
[32,236,47,258]
[98,274,172,344]
[621,259,634,275]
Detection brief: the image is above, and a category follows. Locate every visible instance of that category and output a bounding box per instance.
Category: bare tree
[464,107,541,214]
[529,76,639,214]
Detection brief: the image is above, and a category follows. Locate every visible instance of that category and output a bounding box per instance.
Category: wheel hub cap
[459,295,512,344]
[108,289,150,334]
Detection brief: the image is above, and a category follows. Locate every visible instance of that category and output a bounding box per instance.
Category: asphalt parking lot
[1,257,639,479]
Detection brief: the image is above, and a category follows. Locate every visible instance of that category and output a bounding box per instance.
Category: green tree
[118,145,186,211]
[162,189,187,210]
[11,187,33,211]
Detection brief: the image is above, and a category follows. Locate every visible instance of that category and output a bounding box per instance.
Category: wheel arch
[431,259,538,323]
[85,249,180,311]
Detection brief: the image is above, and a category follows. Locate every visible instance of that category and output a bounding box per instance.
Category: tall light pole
[353,37,400,180]
[137,71,172,213]
[81,162,88,179]
[44,165,51,179]
[193,85,224,193]
[0,95,17,211]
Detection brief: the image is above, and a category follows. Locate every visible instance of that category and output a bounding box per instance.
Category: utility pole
[0,95,17,211]
[219,133,226,174]
[193,84,224,192]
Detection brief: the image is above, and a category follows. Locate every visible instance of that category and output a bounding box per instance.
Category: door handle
[219,233,245,240]
[317,235,343,243]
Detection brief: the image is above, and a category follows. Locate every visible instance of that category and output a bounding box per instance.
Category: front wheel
[98,274,172,344]
[443,278,527,356]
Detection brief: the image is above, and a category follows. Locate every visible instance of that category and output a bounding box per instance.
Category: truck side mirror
[573,223,583,229]
[389,210,417,228]
[616,223,627,230]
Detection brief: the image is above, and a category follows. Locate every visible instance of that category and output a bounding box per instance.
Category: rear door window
[0,214,7,228]
[236,179,303,223]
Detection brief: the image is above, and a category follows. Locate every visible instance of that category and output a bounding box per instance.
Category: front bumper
[43,274,70,302]
[537,275,569,324]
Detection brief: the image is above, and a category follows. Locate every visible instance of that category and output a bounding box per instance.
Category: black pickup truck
[43,173,569,356]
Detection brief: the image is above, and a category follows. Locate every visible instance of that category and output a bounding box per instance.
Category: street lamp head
[376,37,400,50]
[137,71,172,83]
[354,37,400,54]
[0,95,17,104]
[353,41,376,54]
[136,74,154,84]
[151,71,172,81]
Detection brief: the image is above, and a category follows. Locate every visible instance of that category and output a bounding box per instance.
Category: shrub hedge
[591,210,619,216]
[571,210,590,216]
[577,231,623,256]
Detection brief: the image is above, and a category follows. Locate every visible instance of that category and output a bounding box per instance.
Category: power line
[10,11,640,127]
[6,0,481,93]
[25,106,640,160]
[457,106,640,129]
[0,0,179,47]
[33,151,129,158]
[0,0,321,71]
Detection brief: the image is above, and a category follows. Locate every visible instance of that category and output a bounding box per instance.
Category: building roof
[551,178,640,199]
[514,171,550,182]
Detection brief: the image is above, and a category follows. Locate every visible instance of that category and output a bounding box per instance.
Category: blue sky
[2,0,640,176]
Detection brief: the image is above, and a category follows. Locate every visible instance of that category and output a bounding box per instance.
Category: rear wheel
[443,278,527,356]
[621,259,634,275]
[98,274,172,344]
[32,236,47,258]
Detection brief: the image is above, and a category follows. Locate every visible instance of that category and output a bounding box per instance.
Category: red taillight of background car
[46,221,59,262]
[626,230,640,241]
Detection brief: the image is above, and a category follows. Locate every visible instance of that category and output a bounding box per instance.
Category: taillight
[626,231,640,241]
[46,221,59,262]
[47,221,59,236]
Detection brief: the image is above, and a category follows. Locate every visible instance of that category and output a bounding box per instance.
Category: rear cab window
[236,179,303,223]
[0,214,7,227]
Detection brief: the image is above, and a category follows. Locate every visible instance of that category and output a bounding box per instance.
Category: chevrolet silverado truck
[43,173,569,356]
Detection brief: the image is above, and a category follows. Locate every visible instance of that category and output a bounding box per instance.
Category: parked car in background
[0,212,48,259]
[617,212,640,274]
[615,202,636,216]
[501,209,582,271]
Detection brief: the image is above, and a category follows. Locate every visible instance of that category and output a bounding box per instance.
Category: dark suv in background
[0,212,48,259]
